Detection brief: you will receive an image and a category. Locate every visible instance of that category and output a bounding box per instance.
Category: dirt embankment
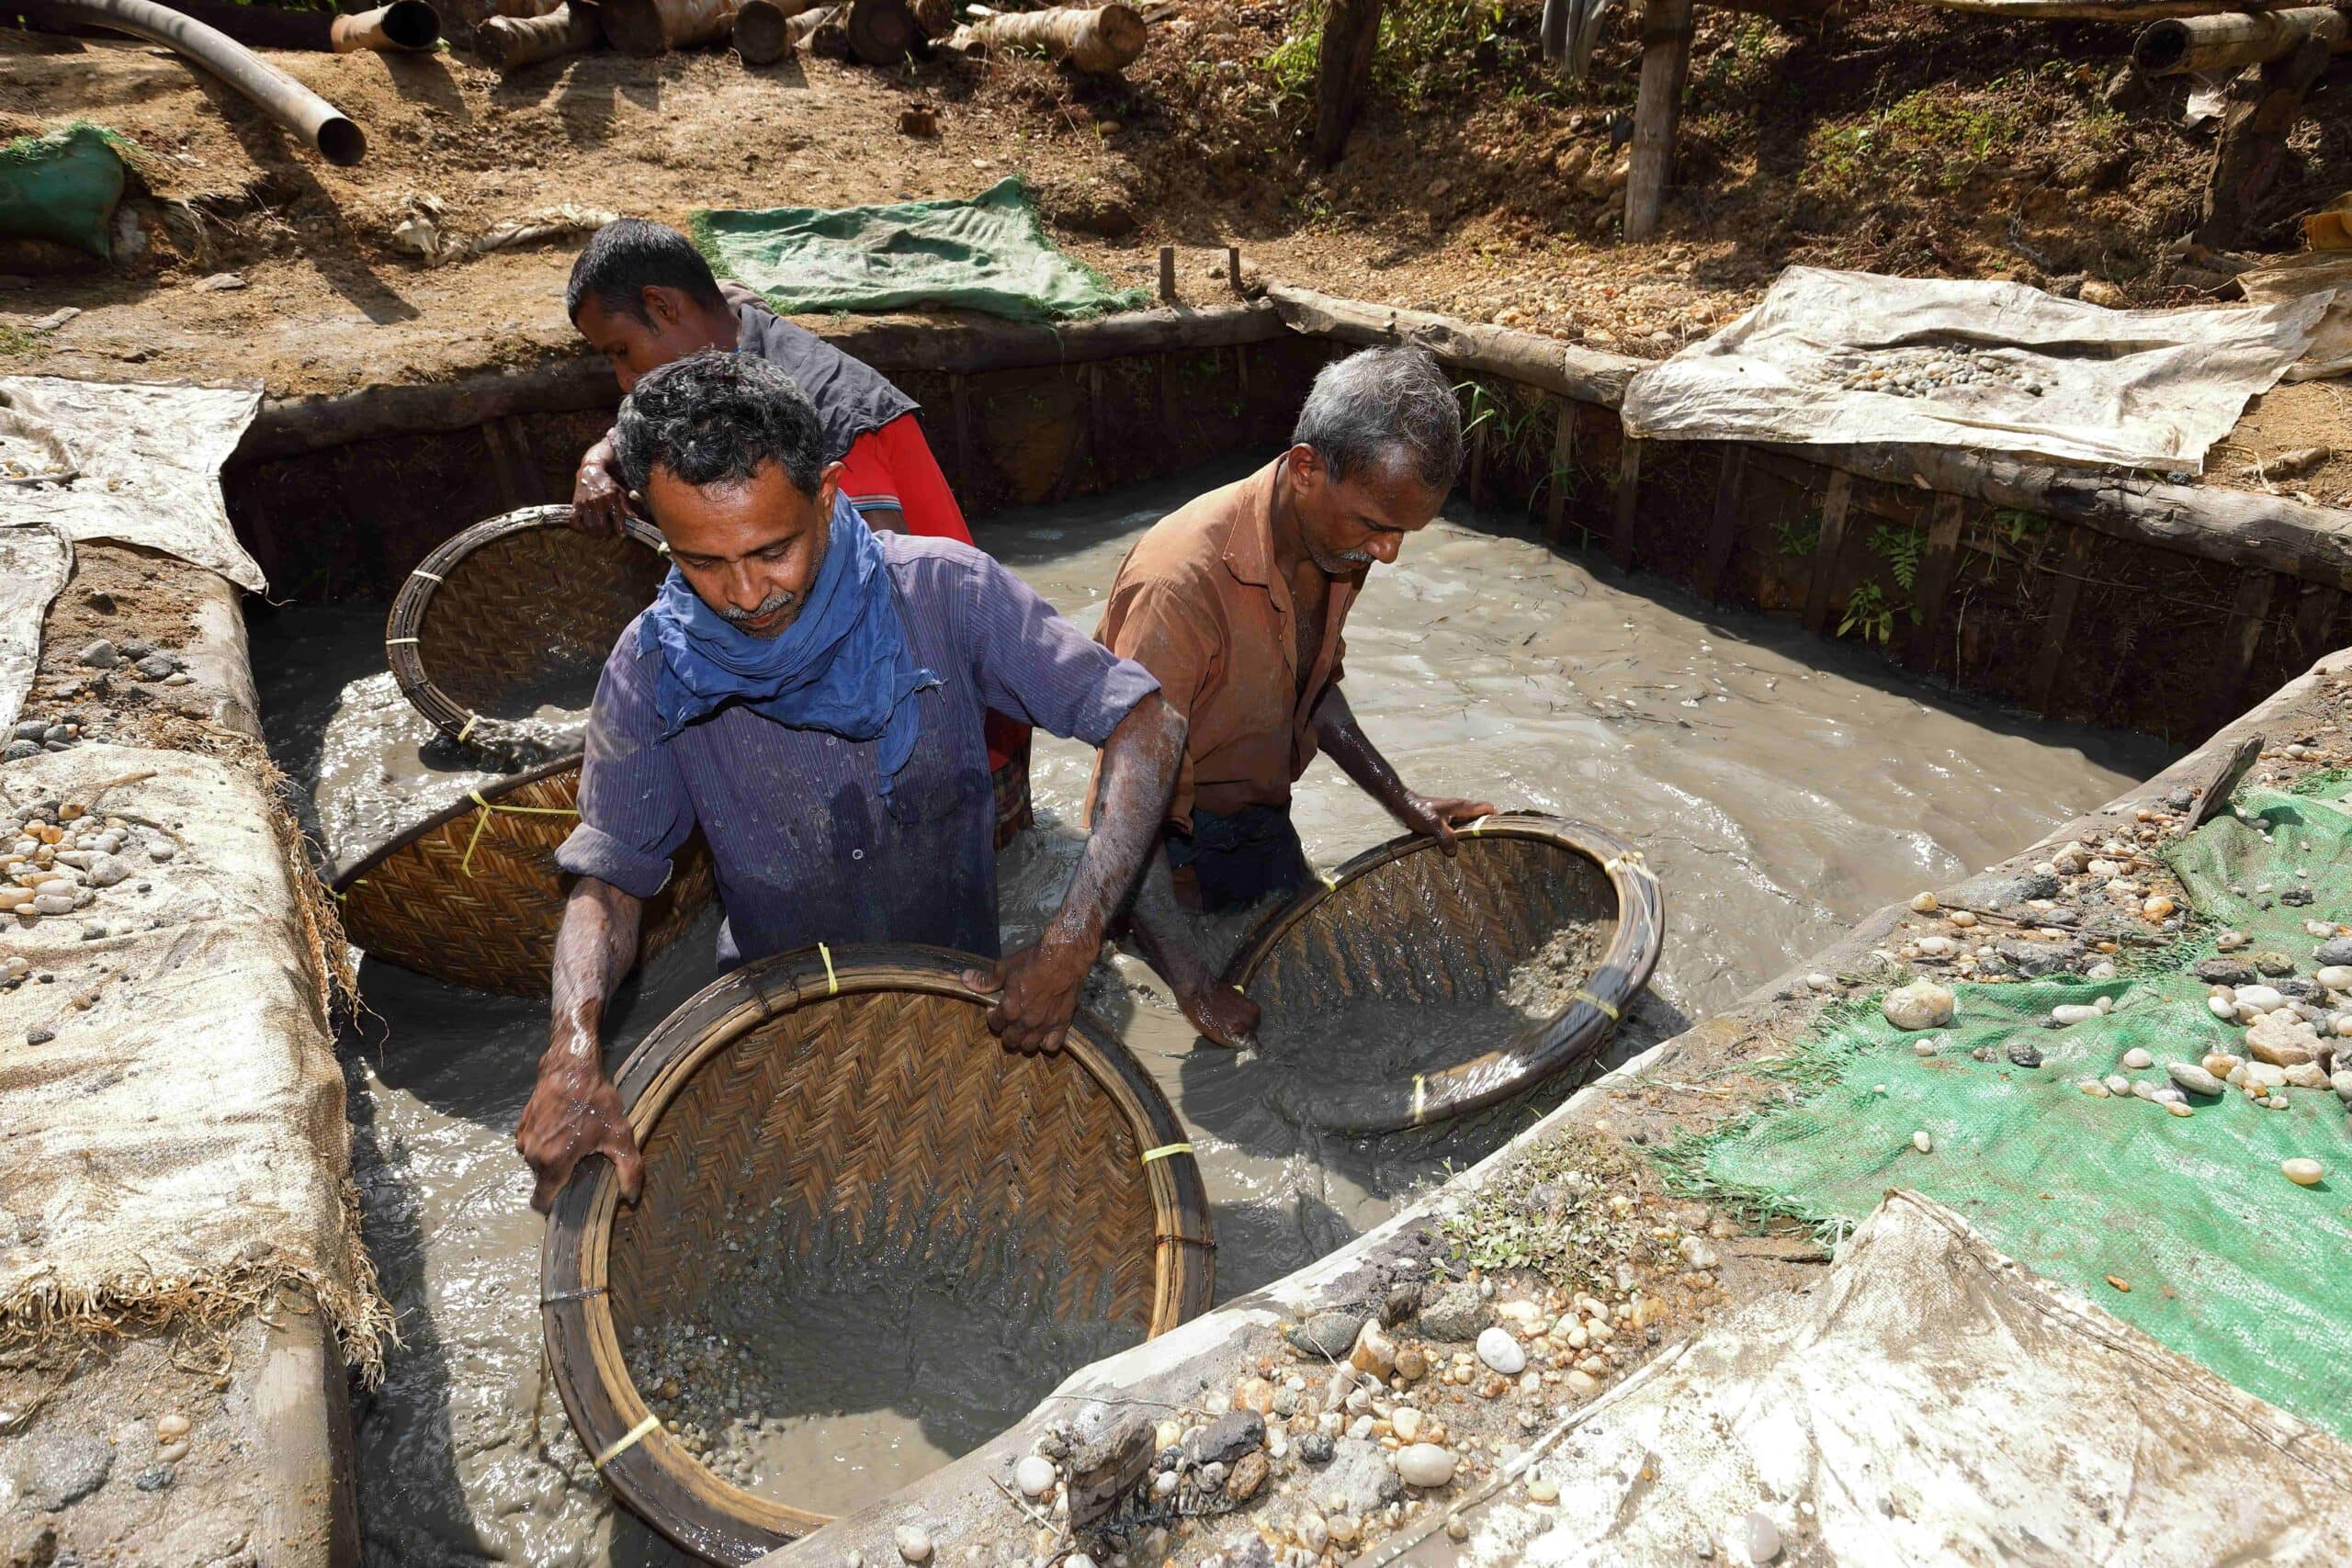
[2,0,2347,492]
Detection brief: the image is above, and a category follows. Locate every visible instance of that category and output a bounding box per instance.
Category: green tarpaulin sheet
[1671,782,2352,1443]
[690,178,1146,324]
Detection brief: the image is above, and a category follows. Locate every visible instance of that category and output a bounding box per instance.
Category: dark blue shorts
[1166,805,1311,914]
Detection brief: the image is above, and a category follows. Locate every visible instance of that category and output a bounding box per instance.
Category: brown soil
[2,2,2346,488]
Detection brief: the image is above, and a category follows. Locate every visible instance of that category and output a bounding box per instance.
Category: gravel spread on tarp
[0,744,389,1373]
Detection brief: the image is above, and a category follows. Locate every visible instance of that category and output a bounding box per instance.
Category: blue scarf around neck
[639,494,941,795]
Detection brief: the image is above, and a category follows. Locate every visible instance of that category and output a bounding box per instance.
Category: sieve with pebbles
[1,797,177,940]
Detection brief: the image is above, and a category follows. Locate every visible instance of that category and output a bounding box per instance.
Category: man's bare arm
[516,875,646,1212]
[967,692,1185,1053]
[1121,842,1261,1047]
[1314,686,1495,853]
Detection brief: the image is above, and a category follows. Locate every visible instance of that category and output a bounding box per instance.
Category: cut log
[2196,32,2335,247]
[787,0,919,60]
[1907,0,2317,18]
[330,1,440,51]
[1310,0,1384,164]
[2132,6,2346,73]
[731,0,808,60]
[596,0,738,52]
[1623,0,1696,242]
[1264,283,1635,406]
[475,0,600,65]
[960,3,1143,71]
[910,0,951,34]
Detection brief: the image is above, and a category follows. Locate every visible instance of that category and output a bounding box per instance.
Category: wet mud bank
[221,290,2352,750]
[243,461,2167,1563]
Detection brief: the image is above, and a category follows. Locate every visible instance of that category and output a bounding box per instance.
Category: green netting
[690,177,1148,323]
[1671,786,2352,1442]
[0,122,133,260]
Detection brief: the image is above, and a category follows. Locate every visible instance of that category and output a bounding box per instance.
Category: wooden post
[1544,402,1576,544]
[1610,434,1645,572]
[1902,491,1967,671]
[1226,245,1244,295]
[2203,570,2279,733]
[2196,32,2335,247]
[1310,0,1385,166]
[2026,526,2097,713]
[1623,0,1696,242]
[1800,469,1855,637]
[1695,445,1748,603]
[1158,246,1177,305]
[2290,581,2343,662]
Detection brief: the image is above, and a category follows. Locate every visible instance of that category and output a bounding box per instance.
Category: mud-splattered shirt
[558,535,1157,969]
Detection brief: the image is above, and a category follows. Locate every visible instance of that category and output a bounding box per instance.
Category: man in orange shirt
[1096,346,1495,1046]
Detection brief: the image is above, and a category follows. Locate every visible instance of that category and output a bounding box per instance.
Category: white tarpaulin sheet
[2239,250,2352,382]
[1443,1190,2352,1567]
[0,526,69,733]
[1621,266,2331,471]
[0,745,384,1370]
[0,376,265,591]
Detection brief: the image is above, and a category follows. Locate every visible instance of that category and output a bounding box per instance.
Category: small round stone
[895,1525,933,1563]
[2283,1158,2324,1187]
[155,1413,190,1441]
[1014,1454,1055,1498]
[1740,1510,1783,1562]
[1910,1130,1933,1154]
[1909,891,1938,912]
[1475,1326,1526,1376]
[2121,1048,2154,1070]
[1526,1477,1560,1504]
[1396,1443,1457,1488]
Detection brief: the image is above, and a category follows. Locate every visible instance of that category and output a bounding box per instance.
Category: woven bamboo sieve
[334,757,716,997]
[388,504,669,750]
[1222,813,1664,1135]
[540,946,1213,1563]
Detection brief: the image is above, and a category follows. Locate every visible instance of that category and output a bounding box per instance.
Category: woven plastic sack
[691,177,1148,323]
[0,123,130,259]
[1677,789,2352,1442]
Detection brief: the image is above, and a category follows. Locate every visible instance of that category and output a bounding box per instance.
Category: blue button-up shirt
[558,534,1159,968]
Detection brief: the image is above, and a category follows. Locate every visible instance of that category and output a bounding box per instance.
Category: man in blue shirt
[516,352,1184,1211]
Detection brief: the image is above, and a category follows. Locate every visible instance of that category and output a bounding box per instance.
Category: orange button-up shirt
[1094,459,1360,829]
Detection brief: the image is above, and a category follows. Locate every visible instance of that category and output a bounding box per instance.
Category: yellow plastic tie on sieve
[819,942,838,996]
[1319,870,1339,892]
[458,790,580,876]
[594,1413,660,1470]
[1573,987,1620,1021]
[1460,815,1493,837]
[1140,1141,1193,1165]
[410,569,445,583]
[386,637,420,646]
[1602,851,1656,881]
[456,712,481,744]
[1410,1075,1428,1125]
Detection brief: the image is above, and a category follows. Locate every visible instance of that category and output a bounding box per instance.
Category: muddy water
[246,464,2169,1564]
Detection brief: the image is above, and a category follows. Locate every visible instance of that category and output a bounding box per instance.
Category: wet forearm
[1314,686,1416,817]
[1058,694,1185,951]
[546,876,641,1065]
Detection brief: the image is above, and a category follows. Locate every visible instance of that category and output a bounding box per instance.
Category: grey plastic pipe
[28,0,367,165]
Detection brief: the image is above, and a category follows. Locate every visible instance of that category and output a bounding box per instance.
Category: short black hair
[566,218,728,324]
[613,351,825,499]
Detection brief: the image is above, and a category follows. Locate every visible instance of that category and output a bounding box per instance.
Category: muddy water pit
[246,461,2170,1565]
